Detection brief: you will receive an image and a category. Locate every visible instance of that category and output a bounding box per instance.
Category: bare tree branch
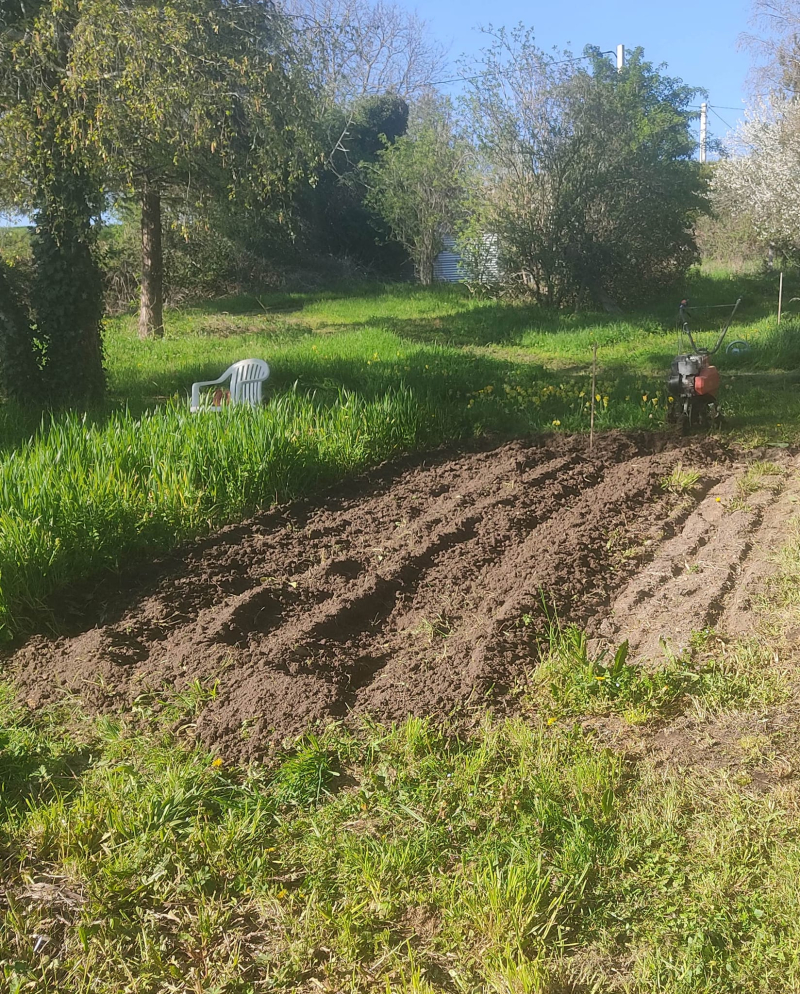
[742,0,800,94]
[284,0,448,105]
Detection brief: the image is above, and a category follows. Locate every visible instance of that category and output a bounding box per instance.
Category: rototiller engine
[667,297,742,430]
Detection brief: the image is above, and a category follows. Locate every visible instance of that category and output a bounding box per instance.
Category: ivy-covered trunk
[32,170,105,406]
[138,183,164,340]
[0,262,41,402]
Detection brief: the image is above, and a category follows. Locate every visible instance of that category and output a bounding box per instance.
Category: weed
[606,527,646,565]
[271,735,338,806]
[661,462,702,495]
[530,626,686,720]
[527,620,787,722]
[0,388,445,639]
[727,494,754,513]
[414,614,454,641]
[688,626,719,651]
[738,460,785,496]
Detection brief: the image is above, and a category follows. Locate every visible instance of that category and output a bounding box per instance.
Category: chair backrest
[229,359,270,407]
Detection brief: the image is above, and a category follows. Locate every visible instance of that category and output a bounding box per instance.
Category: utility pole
[616,44,625,71]
[700,102,708,164]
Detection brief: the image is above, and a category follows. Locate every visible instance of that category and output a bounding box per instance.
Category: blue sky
[425,0,755,145]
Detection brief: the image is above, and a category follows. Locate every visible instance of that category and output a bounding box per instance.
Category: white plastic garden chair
[190,359,270,413]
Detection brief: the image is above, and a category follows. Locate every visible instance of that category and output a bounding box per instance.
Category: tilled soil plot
[6,431,793,761]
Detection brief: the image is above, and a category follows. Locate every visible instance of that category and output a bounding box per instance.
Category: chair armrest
[192,375,229,389]
[191,373,230,410]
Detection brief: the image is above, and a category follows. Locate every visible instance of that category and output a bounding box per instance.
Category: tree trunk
[139,184,164,339]
[417,248,434,285]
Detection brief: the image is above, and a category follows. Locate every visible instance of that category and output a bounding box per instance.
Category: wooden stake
[779,271,784,324]
[590,343,597,450]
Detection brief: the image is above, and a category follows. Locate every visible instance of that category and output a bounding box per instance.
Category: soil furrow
[602,469,791,662]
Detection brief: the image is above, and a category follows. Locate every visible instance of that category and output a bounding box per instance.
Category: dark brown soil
[5,431,782,761]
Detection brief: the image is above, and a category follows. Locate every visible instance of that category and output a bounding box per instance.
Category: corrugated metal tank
[433,236,465,282]
[433,234,500,283]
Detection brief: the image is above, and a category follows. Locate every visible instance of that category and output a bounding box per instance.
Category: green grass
[99,269,800,447]
[2,684,800,993]
[525,619,788,727]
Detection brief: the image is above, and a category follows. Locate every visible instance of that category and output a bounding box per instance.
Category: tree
[695,194,766,271]
[66,0,318,338]
[0,0,106,403]
[744,0,800,93]
[285,0,447,107]
[460,29,705,307]
[306,93,409,269]
[711,96,800,253]
[709,3,800,258]
[364,99,469,283]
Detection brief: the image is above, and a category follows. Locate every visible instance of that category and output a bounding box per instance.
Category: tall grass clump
[0,386,445,639]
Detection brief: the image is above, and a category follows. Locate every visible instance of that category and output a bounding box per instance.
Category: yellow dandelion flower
[595,393,601,402]
[552,419,561,426]
[211,757,223,768]
[642,394,648,402]
[668,396,674,402]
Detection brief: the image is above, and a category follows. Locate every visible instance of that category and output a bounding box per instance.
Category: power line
[431,50,615,88]
[709,106,736,132]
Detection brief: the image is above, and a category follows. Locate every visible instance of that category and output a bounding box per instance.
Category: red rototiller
[666,297,742,430]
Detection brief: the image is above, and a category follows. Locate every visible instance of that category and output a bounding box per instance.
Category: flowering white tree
[711,96,800,249]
